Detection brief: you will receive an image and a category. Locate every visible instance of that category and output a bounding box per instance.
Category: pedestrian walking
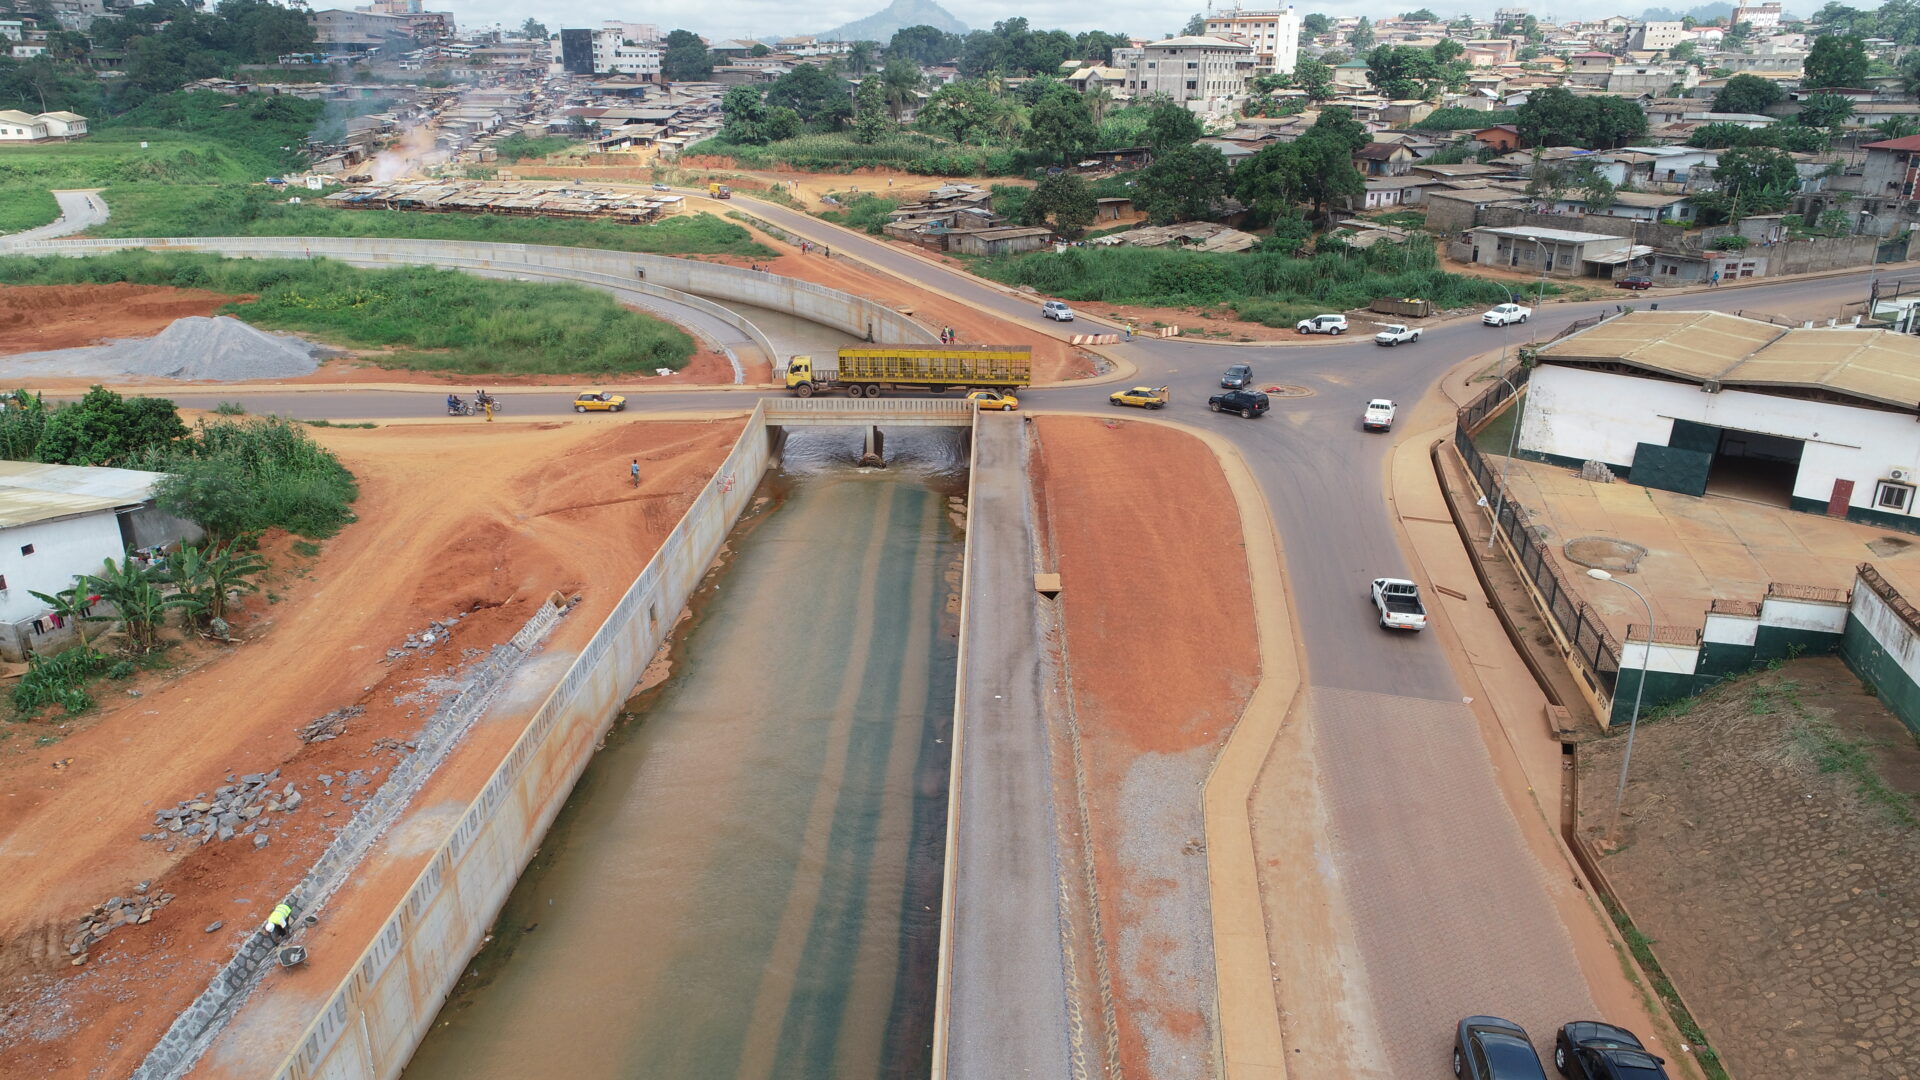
[1124,322,1133,342]
[264,903,293,943]
[483,400,494,422]
[630,459,641,487]
[1711,271,1720,286]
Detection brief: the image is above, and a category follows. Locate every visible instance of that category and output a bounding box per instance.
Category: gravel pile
[0,315,324,381]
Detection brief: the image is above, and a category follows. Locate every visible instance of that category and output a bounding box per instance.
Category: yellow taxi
[1108,385,1169,409]
[966,390,1020,411]
[573,391,627,412]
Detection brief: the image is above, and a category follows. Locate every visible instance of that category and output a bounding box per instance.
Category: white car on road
[1482,303,1531,326]
[1374,324,1422,346]
[1296,314,1349,335]
[1041,300,1075,322]
[1363,398,1396,431]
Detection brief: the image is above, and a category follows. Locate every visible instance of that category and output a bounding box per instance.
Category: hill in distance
[819,0,968,42]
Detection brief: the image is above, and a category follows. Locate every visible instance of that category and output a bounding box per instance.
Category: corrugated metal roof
[0,461,162,501]
[1539,310,1920,411]
[0,489,128,529]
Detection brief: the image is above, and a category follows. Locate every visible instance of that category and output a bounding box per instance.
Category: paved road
[0,188,107,246]
[94,213,1884,1076]
[945,414,1074,1080]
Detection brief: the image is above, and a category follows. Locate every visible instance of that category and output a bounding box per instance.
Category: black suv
[1208,389,1269,418]
[1221,363,1253,389]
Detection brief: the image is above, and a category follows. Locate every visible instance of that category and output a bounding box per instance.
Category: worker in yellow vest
[265,903,294,943]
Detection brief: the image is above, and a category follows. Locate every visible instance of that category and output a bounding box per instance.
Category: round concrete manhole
[1260,384,1314,398]
[1562,536,1649,573]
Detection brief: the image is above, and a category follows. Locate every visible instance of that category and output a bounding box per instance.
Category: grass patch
[695,132,1028,175]
[819,194,903,235]
[972,236,1535,325]
[0,250,696,375]
[0,184,61,234]
[1603,898,1729,1080]
[302,419,378,429]
[1790,711,1920,829]
[89,184,775,257]
[493,133,578,163]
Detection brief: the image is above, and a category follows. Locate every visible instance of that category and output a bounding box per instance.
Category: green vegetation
[698,131,1026,176]
[1513,86,1648,150]
[491,133,575,163]
[88,184,774,257]
[0,251,697,375]
[1411,105,1498,132]
[819,194,903,235]
[1603,899,1728,1080]
[155,416,361,542]
[972,236,1518,327]
[12,646,114,718]
[0,91,319,233]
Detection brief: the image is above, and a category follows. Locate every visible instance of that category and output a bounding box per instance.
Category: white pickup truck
[1374,324,1422,346]
[1371,577,1429,631]
[1363,398,1397,432]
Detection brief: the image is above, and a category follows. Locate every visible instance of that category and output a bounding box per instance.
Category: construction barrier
[1070,333,1121,345]
[1157,326,1180,338]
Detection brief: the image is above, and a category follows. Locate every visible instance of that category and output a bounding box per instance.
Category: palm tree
[28,586,95,646]
[880,58,924,121]
[82,556,196,654]
[1874,115,1920,141]
[159,542,268,625]
[1084,83,1115,126]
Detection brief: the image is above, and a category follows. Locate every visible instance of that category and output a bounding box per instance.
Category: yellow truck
[707,181,731,199]
[783,346,1032,398]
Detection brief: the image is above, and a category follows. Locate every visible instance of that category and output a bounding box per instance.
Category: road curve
[0,189,108,246]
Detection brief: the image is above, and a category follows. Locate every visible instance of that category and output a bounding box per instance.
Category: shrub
[1712,234,1751,250]
[154,416,360,541]
[12,647,111,718]
[819,194,904,234]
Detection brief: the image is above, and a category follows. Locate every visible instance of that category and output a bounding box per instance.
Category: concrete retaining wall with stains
[255,404,773,1080]
[1842,563,1920,736]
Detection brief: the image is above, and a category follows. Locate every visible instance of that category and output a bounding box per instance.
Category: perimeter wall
[265,404,772,1080]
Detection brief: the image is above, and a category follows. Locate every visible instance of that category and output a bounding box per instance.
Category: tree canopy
[1024,83,1096,164]
[1712,73,1784,113]
[662,29,713,81]
[959,18,1077,77]
[1134,144,1232,224]
[888,24,963,64]
[1019,172,1097,238]
[1349,17,1376,49]
[1513,86,1647,149]
[1803,33,1870,88]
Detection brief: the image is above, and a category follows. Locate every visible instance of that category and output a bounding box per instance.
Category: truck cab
[784,354,823,396]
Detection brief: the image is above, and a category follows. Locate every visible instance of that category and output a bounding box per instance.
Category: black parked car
[1208,389,1270,418]
[1221,362,1253,389]
[1455,1016,1549,1080]
[1553,1022,1669,1079]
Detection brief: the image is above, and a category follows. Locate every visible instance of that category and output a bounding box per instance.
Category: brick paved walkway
[1309,686,1598,1076]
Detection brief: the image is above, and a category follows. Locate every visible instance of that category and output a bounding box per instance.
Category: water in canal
[403,428,966,1080]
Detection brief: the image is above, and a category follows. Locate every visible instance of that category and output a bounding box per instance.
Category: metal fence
[1455,369,1621,695]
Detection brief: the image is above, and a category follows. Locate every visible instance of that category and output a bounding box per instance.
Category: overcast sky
[446,2,1546,45]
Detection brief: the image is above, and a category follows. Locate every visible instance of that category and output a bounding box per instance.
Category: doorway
[1707,427,1804,507]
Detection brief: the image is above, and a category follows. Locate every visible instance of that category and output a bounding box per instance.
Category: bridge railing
[763,397,977,425]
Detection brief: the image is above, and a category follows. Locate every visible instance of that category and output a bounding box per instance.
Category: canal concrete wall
[260,404,773,1080]
[14,236,939,352]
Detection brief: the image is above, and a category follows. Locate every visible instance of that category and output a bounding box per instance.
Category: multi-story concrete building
[1731,2,1784,30]
[1632,21,1686,51]
[1119,36,1256,102]
[1202,6,1302,75]
[309,8,412,54]
[594,28,661,78]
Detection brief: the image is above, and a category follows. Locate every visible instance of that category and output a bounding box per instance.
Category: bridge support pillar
[860,425,886,467]
[766,424,788,463]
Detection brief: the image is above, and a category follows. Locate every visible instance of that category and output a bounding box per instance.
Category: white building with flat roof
[1203,6,1302,75]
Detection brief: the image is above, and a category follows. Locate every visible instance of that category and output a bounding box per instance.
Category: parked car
[1221,363,1253,389]
[1552,1022,1669,1080]
[1616,276,1654,290]
[1455,1016,1549,1080]
[1483,303,1532,326]
[573,391,626,412]
[1296,313,1349,335]
[1362,398,1396,431]
[1372,577,1428,631]
[966,390,1019,411]
[1375,324,1423,346]
[1041,300,1075,321]
[1208,389,1270,418]
[1109,385,1169,409]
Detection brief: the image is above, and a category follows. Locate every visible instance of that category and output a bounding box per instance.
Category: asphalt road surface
[0,188,108,246]
[100,215,1887,1076]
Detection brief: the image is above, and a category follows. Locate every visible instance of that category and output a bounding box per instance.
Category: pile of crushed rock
[0,315,325,381]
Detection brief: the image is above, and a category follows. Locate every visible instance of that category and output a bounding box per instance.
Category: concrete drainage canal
[402,427,969,1080]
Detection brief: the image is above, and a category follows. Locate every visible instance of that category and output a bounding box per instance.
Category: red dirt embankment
[1031,416,1259,1077]
[0,284,248,354]
[0,417,743,1079]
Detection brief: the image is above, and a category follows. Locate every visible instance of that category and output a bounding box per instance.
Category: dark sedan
[1553,1021,1670,1079]
[1455,1016,1549,1080]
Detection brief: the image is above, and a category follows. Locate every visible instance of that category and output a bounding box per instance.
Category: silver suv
[1041,300,1075,321]
[1296,313,1349,335]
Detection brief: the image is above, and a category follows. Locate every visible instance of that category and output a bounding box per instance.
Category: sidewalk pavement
[1489,453,1920,641]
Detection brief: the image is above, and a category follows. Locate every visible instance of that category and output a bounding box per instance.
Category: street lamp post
[1586,568,1655,840]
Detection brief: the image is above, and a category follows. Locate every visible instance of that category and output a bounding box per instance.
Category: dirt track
[0,417,742,1078]
[1031,416,1259,1078]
